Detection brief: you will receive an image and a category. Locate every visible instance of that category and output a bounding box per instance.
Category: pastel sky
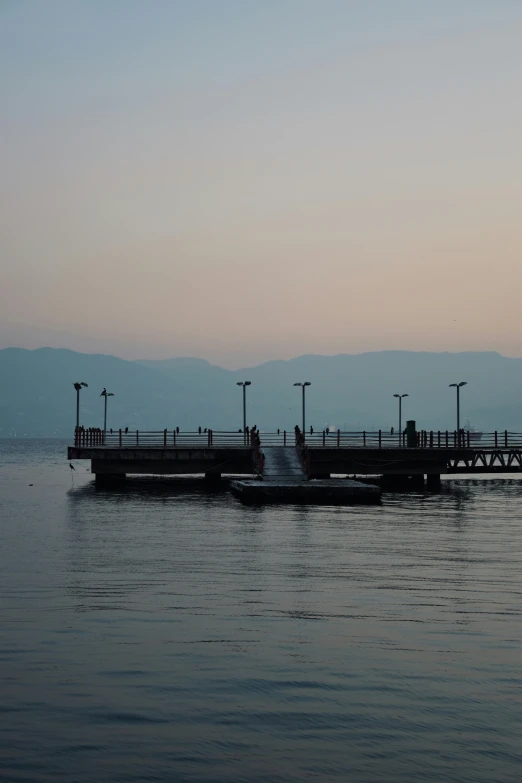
[1,0,521,368]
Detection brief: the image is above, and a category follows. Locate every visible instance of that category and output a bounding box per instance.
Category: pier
[68,426,522,502]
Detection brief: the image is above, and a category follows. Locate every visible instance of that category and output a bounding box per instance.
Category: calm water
[0,440,521,783]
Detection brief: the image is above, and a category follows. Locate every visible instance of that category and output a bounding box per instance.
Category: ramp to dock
[231,446,381,505]
[263,447,307,482]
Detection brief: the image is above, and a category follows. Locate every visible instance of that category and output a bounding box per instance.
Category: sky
[1,0,521,369]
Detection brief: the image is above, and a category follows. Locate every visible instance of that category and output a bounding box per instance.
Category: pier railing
[259,430,522,448]
[74,428,254,448]
[73,428,522,449]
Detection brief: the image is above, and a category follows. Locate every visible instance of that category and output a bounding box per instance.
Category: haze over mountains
[0,347,520,437]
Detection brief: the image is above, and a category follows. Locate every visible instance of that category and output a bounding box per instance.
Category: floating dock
[231,445,381,505]
[231,478,381,505]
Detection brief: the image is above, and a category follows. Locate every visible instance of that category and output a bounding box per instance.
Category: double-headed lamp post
[73,382,88,429]
[100,388,115,437]
[393,393,409,445]
[449,382,467,443]
[236,381,251,442]
[294,382,311,435]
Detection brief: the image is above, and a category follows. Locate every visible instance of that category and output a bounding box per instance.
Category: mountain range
[0,347,520,436]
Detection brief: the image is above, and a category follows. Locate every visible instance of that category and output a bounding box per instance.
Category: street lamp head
[108,393,115,397]
[402,393,409,398]
[245,381,251,386]
[304,382,311,387]
[393,393,400,398]
[459,382,467,387]
[294,382,302,387]
[237,381,251,387]
[73,381,88,391]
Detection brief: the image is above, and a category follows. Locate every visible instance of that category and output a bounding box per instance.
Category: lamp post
[236,381,251,443]
[393,393,408,446]
[449,382,467,444]
[294,382,311,436]
[100,388,115,439]
[73,382,88,428]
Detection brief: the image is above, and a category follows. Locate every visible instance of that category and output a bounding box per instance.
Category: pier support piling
[426,473,442,492]
[95,472,127,488]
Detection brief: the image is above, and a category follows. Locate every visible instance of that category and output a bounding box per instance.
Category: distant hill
[0,347,520,436]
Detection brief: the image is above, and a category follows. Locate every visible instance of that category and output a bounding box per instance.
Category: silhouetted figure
[310,426,313,435]
[391,427,394,435]
[125,427,129,434]
[246,426,250,435]
[176,427,180,433]
[198,426,201,435]
[204,428,207,433]
[277,428,280,435]
[110,428,113,434]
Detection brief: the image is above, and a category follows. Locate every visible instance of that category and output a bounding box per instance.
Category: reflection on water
[0,440,521,783]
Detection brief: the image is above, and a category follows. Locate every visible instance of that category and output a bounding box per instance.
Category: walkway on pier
[262,447,307,483]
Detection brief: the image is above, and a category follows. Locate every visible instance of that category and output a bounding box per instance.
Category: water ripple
[0,440,521,782]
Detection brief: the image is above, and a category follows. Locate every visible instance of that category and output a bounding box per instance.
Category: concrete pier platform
[67,445,253,478]
[230,478,381,505]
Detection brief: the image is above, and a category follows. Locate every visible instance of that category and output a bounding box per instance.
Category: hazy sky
[1,0,521,368]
